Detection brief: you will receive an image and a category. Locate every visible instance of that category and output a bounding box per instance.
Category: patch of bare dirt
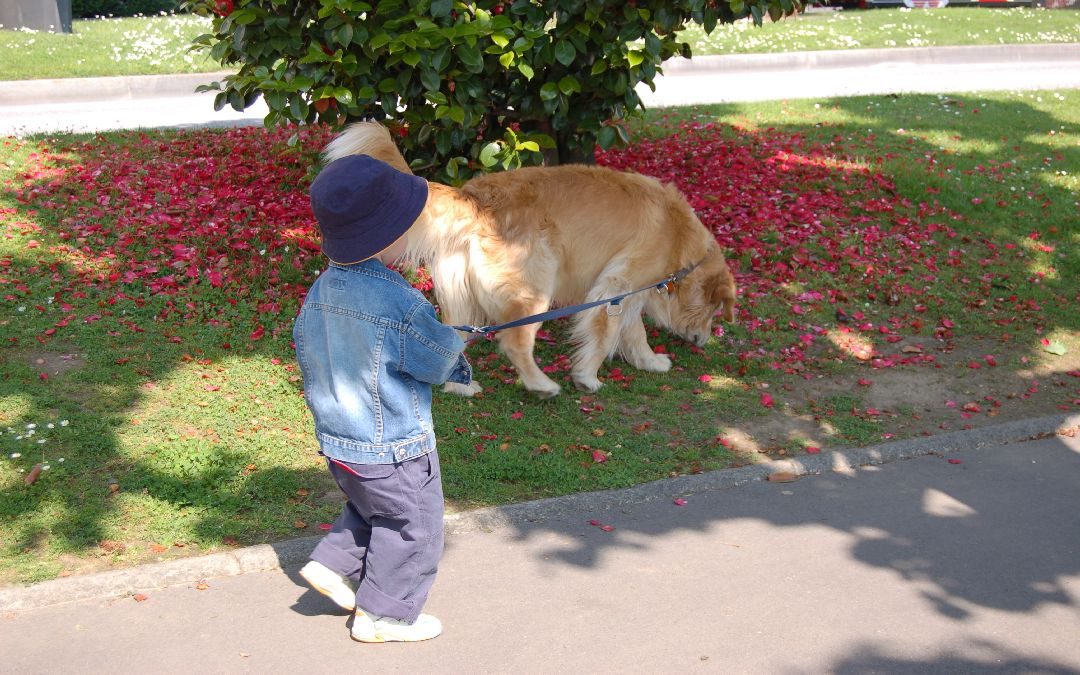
[24,350,86,377]
[726,340,1079,458]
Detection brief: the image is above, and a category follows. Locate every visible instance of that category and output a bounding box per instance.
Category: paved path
[0,44,1078,136]
[3,416,1079,673]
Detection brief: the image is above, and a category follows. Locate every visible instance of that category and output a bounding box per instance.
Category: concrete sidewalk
[3,415,1079,673]
[1,43,1078,136]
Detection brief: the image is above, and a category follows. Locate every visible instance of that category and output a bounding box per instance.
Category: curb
[662,43,1080,74]
[2,412,1076,613]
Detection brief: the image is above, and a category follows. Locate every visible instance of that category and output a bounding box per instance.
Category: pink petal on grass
[760,392,775,408]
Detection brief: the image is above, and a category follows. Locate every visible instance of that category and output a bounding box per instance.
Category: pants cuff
[310,539,364,582]
[357,581,417,623]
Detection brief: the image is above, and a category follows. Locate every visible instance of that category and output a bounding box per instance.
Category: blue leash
[451,258,704,340]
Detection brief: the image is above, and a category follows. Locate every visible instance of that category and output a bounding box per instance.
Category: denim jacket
[293,260,472,464]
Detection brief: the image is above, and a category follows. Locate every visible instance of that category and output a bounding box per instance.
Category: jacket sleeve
[402,301,473,386]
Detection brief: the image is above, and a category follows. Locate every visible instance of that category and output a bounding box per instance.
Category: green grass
[0,14,218,80]
[680,6,1080,54]
[1,7,1078,81]
[1,88,1077,584]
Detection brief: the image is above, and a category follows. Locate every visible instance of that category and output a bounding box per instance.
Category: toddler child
[294,154,472,643]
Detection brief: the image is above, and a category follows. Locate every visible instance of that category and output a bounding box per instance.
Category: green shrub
[187,0,800,182]
[73,0,183,18]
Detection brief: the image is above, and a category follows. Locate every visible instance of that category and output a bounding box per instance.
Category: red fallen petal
[588,520,602,526]
[592,450,607,463]
[453,427,467,433]
[945,400,957,408]
[760,392,774,408]
[653,345,667,354]
[857,378,872,386]
[39,372,49,381]
[510,411,524,420]
[967,361,981,369]
[805,446,821,454]
[25,463,43,485]
[599,525,615,532]
[318,523,333,531]
[947,459,963,465]
[673,498,687,506]
[983,355,997,367]
[204,385,220,392]
[698,374,712,383]
[250,325,265,341]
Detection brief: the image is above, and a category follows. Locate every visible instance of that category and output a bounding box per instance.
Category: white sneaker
[299,561,355,612]
[351,608,442,643]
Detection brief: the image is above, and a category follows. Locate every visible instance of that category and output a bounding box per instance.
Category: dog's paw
[637,352,672,373]
[572,375,603,393]
[528,381,562,399]
[445,381,483,397]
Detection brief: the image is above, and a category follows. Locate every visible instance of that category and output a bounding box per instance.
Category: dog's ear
[709,268,737,323]
[720,297,736,323]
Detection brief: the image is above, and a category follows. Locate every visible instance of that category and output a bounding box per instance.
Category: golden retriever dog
[323,122,737,398]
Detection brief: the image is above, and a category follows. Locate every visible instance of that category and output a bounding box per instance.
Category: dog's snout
[681,329,710,347]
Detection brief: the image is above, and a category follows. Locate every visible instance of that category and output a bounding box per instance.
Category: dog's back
[461,164,714,301]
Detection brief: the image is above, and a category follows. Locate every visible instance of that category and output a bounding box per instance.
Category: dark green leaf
[554,40,576,66]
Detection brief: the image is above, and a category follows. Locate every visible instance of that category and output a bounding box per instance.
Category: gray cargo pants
[310,450,444,623]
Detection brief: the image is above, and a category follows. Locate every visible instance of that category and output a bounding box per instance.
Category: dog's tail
[323,121,413,175]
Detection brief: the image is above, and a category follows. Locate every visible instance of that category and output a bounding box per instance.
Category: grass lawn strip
[1,89,1077,584]
[1,8,1078,81]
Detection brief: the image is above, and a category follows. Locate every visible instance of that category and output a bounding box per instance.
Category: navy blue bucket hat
[309,155,428,264]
